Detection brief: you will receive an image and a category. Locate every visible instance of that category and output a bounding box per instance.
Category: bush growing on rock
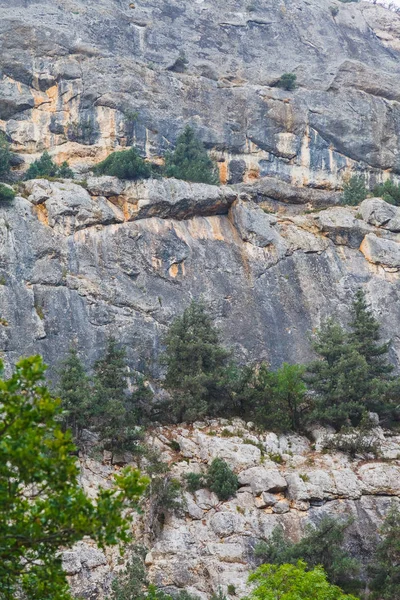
[58,347,92,440]
[25,151,74,180]
[341,175,368,206]
[373,179,400,206]
[0,132,11,180]
[369,503,400,599]
[0,183,15,202]
[276,73,297,91]
[164,126,219,185]
[93,146,151,180]
[206,458,238,501]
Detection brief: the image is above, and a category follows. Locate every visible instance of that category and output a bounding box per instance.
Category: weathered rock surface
[66,420,400,599]
[1,0,400,190]
[2,181,400,375]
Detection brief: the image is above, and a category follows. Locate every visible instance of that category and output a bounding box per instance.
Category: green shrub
[25,151,74,180]
[277,73,297,91]
[373,180,400,206]
[184,472,206,492]
[164,126,219,185]
[0,183,15,202]
[0,132,11,180]
[93,146,151,180]
[227,585,236,596]
[206,458,238,501]
[369,504,400,600]
[330,5,339,15]
[341,175,368,205]
[168,440,181,452]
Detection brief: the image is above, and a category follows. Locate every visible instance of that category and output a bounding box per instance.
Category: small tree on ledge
[164,126,220,185]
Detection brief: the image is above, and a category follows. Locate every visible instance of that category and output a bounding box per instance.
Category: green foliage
[164,126,219,185]
[254,517,360,593]
[0,132,11,180]
[93,146,151,180]
[239,363,307,432]
[162,300,232,422]
[92,337,144,453]
[206,458,238,501]
[246,561,359,600]
[0,355,148,600]
[109,545,148,600]
[341,176,368,206]
[227,585,236,596]
[369,504,400,600]
[58,347,92,440]
[373,180,400,206]
[25,151,74,180]
[330,5,339,15]
[277,73,297,91]
[184,472,206,492]
[321,414,380,459]
[0,183,15,202]
[306,289,394,429]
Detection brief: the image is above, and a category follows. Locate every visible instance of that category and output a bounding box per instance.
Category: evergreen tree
[341,176,368,206]
[25,151,74,180]
[162,300,231,422]
[373,179,400,206]
[58,347,92,440]
[206,458,238,501]
[349,289,392,379]
[93,146,151,180]
[92,338,143,453]
[0,183,15,202]
[164,126,219,185]
[0,132,11,180]
[255,517,360,594]
[369,504,400,600]
[306,319,370,429]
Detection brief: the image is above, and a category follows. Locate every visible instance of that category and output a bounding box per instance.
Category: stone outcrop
[66,419,400,599]
[2,179,400,375]
[1,0,400,190]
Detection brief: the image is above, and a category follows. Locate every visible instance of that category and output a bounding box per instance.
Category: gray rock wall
[1,0,400,187]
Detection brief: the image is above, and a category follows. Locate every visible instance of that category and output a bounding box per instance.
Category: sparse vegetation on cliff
[93,146,152,180]
[0,183,15,202]
[0,132,11,180]
[164,126,219,185]
[25,151,74,180]
[341,176,368,206]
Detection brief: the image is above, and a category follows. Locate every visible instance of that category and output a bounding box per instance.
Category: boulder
[360,233,400,269]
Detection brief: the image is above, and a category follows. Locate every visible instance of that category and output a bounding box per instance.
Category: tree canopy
[0,356,148,600]
[164,126,219,185]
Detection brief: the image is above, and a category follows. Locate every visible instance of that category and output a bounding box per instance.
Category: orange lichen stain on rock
[169,263,179,278]
[209,217,226,241]
[33,203,49,226]
[218,160,228,185]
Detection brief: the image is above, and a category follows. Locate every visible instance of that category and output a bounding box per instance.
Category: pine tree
[92,338,142,453]
[58,347,92,440]
[164,126,219,185]
[341,175,368,206]
[162,300,231,422]
[306,319,370,429]
[349,289,392,379]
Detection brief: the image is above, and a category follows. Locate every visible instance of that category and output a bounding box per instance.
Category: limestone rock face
[2,180,400,375]
[1,0,400,189]
[67,420,400,599]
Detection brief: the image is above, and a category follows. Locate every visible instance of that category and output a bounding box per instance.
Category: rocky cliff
[65,419,400,599]
[1,0,400,187]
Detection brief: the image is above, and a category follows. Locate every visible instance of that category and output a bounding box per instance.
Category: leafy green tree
[93,146,151,180]
[369,504,400,600]
[306,319,370,429]
[244,363,307,432]
[341,176,368,206]
[0,355,148,600]
[162,300,232,422]
[58,347,92,440]
[255,517,360,593]
[373,180,400,206]
[246,561,359,600]
[206,457,238,501]
[0,184,15,202]
[92,338,143,453]
[25,151,74,180]
[164,126,219,185]
[277,73,297,91]
[0,132,11,180]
